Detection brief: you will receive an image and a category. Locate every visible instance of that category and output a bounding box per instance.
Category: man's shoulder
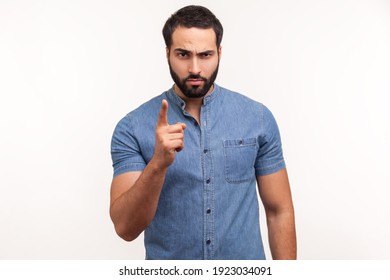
[114,91,168,132]
[217,85,266,111]
[127,92,167,117]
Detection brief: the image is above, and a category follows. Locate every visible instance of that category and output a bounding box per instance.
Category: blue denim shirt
[111,84,286,259]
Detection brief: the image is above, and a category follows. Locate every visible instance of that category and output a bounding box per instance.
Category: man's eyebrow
[198,50,215,55]
[174,48,191,54]
[173,48,215,55]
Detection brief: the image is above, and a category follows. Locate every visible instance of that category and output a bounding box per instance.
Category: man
[110,5,296,260]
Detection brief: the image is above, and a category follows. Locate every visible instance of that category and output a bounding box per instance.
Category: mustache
[185,74,207,81]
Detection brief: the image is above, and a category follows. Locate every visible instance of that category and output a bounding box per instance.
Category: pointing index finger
[157,99,169,126]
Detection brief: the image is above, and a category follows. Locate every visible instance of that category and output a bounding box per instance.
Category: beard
[168,61,219,99]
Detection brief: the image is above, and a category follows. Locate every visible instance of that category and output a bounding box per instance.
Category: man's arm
[257,168,297,259]
[109,100,186,241]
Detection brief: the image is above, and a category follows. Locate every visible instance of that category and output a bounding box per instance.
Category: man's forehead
[171,26,217,50]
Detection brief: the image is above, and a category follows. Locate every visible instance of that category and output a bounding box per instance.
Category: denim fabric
[111,84,286,259]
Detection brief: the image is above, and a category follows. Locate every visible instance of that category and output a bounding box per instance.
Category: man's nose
[189,57,201,75]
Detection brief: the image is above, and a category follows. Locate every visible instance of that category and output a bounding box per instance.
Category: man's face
[167,26,221,99]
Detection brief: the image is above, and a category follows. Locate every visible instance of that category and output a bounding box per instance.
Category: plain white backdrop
[1,0,389,259]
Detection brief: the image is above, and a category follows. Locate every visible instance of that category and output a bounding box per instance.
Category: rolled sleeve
[111,114,146,177]
[255,105,286,176]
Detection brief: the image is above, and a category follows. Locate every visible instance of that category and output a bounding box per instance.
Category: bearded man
[109,5,296,260]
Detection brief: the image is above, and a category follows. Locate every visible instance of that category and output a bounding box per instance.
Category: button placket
[201,103,214,259]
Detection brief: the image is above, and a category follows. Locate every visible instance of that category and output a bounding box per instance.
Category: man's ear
[218,46,222,61]
[166,47,170,59]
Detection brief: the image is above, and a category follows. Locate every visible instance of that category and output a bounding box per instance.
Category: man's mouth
[186,77,205,86]
[186,79,204,86]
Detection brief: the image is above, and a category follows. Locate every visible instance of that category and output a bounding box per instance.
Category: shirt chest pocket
[223,138,257,183]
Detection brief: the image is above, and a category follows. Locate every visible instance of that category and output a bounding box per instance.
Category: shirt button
[203,149,208,154]
[206,209,211,214]
[206,178,211,184]
[206,240,211,245]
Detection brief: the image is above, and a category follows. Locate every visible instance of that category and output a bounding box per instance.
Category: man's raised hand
[153,99,186,168]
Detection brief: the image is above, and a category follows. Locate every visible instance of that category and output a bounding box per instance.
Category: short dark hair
[162,5,223,49]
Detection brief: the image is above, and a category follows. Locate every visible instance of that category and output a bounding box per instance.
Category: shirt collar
[203,83,220,105]
[166,87,186,110]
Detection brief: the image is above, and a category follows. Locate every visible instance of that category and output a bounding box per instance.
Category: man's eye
[201,53,211,58]
[178,53,188,57]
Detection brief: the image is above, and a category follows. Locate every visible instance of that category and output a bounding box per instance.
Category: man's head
[163,6,223,99]
[163,5,223,50]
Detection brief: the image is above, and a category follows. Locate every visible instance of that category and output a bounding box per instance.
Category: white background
[0,0,389,259]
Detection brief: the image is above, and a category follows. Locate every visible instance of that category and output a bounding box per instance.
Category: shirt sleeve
[255,105,286,176]
[110,114,146,177]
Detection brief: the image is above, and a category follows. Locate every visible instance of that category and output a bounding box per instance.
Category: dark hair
[162,5,223,49]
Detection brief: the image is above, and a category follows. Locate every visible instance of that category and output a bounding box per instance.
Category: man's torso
[111,84,285,259]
